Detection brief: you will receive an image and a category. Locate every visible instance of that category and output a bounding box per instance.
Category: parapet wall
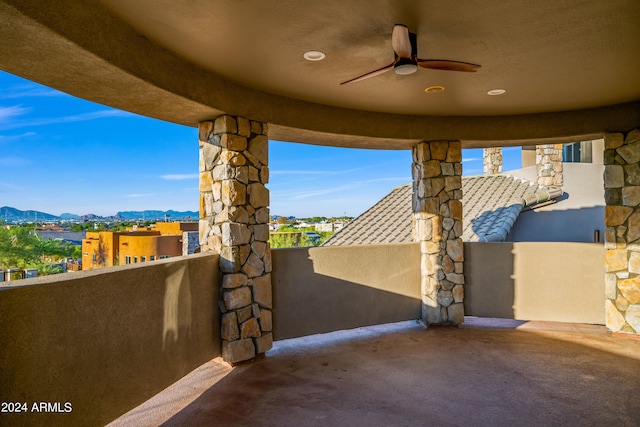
[464,242,605,324]
[271,243,422,340]
[271,241,605,341]
[0,253,220,427]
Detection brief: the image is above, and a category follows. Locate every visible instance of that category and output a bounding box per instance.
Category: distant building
[314,222,333,232]
[127,221,198,236]
[315,221,347,232]
[37,224,67,232]
[81,222,198,269]
[521,140,604,168]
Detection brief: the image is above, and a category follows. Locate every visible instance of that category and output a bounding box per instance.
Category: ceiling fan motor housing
[394,57,418,75]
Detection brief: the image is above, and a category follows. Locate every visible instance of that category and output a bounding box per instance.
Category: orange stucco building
[81,222,198,269]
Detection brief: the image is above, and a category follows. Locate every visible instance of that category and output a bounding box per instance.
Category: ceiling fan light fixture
[487,89,506,96]
[394,57,418,75]
[303,50,325,61]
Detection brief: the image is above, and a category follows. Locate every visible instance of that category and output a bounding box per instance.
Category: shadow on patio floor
[109,318,640,427]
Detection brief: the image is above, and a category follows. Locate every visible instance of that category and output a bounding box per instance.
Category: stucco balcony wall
[0,253,220,427]
[271,243,423,340]
[271,242,606,340]
[464,242,606,325]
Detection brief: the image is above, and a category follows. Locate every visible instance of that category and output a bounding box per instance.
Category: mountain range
[0,206,198,222]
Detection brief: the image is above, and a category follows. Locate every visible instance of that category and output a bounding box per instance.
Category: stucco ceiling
[101,0,640,116]
[1,0,639,148]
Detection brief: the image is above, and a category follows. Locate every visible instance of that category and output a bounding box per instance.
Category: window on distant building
[125,256,131,265]
[150,255,156,261]
[563,141,592,163]
[141,256,146,262]
[134,256,138,263]
[92,254,96,262]
[563,142,580,162]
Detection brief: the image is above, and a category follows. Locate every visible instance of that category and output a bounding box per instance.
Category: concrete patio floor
[108,318,640,426]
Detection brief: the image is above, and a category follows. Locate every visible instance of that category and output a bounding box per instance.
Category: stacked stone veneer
[483,147,503,174]
[604,129,640,335]
[412,141,464,325]
[182,231,200,255]
[536,144,563,186]
[198,115,273,364]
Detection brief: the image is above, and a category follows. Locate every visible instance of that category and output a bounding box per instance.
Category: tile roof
[323,174,562,246]
[324,184,414,246]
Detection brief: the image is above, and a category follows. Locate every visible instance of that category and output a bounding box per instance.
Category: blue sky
[0,71,521,218]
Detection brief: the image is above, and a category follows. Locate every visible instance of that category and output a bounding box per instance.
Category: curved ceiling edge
[1,0,638,149]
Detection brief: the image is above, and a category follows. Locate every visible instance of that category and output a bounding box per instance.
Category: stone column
[536,144,563,186]
[198,115,273,364]
[604,129,640,336]
[412,141,464,325]
[483,147,503,174]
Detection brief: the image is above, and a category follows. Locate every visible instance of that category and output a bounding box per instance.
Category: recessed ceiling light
[425,86,445,93]
[487,89,506,96]
[303,51,326,61]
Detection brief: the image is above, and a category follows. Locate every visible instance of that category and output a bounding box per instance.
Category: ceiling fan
[340,24,480,85]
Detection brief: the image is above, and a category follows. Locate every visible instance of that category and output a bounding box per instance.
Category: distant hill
[0,206,59,222]
[59,213,80,220]
[80,214,103,221]
[0,206,198,222]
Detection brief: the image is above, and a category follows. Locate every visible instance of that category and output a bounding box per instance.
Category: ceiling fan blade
[392,24,412,58]
[417,59,481,72]
[340,62,395,85]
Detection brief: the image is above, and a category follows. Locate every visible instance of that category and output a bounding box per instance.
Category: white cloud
[0,105,30,122]
[292,186,354,199]
[462,157,481,163]
[0,87,66,99]
[161,173,198,180]
[358,176,410,184]
[33,109,135,124]
[0,109,137,130]
[276,175,409,200]
[272,184,355,200]
[271,164,386,177]
[0,132,36,143]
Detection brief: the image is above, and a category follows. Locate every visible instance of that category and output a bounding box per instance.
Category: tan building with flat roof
[81,223,197,269]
